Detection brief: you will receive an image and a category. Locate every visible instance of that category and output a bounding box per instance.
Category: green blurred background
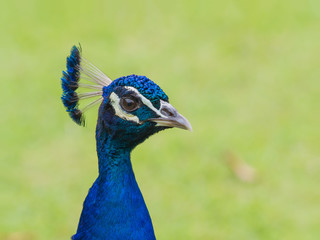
[1,0,319,239]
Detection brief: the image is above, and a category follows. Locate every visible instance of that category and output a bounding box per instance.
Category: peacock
[61,45,192,240]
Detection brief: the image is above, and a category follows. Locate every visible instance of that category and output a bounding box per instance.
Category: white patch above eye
[109,92,140,123]
[123,86,168,119]
[108,86,171,124]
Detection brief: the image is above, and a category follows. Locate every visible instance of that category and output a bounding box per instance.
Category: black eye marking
[120,95,141,112]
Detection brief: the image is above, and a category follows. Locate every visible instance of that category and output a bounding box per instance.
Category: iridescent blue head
[61,46,192,149]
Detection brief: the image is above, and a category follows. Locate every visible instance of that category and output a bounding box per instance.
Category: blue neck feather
[72,117,156,240]
[61,46,188,240]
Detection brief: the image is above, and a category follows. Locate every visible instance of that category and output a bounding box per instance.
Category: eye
[120,96,140,112]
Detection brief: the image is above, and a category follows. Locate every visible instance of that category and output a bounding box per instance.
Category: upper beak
[147,100,192,131]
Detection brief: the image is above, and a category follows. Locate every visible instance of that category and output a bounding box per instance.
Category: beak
[147,100,192,131]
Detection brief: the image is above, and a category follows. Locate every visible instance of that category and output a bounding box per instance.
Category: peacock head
[61,46,191,149]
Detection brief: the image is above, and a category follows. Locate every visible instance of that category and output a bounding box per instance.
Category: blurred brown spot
[223,151,257,183]
[3,233,35,240]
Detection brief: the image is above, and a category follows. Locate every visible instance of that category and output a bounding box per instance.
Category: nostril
[161,107,176,117]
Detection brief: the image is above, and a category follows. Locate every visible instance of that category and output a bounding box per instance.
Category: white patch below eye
[109,86,170,124]
[109,92,140,123]
[123,86,168,118]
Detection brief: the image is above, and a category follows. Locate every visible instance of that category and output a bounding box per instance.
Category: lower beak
[147,101,192,131]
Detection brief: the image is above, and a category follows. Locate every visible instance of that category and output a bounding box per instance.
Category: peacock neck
[71,123,156,240]
[96,136,132,177]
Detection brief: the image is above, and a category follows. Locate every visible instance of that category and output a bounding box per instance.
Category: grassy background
[1,0,320,239]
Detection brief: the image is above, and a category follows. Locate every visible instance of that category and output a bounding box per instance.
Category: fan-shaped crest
[61,45,112,126]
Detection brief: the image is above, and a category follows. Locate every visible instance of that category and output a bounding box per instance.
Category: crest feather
[61,45,111,126]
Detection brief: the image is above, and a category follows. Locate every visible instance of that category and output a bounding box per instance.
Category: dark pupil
[122,97,137,111]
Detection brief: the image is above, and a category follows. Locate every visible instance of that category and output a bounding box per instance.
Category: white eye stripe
[109,92,140,123]
[123,86,168,119]
[108,86,169,124]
